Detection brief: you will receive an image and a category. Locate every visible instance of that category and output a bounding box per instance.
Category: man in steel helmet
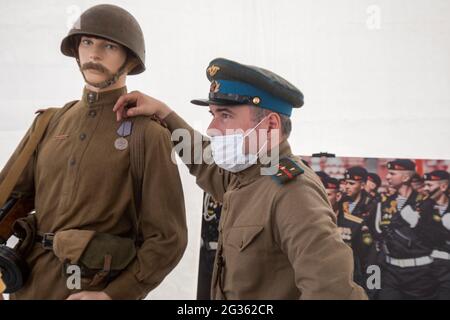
[0,4,187,300]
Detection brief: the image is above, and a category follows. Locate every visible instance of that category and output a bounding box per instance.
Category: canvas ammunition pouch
[52,229,136,289]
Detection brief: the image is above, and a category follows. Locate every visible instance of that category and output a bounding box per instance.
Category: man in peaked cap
[417,170,450,299]
[0,4,187,300]
[113,58,367,299]
[371,159,436,299]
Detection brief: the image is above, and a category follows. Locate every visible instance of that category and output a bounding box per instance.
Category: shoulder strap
[0,108,59,206]
[129,117,168,239]
[271,157,304,185]
[129,117,146,237]
[45,100,78,132]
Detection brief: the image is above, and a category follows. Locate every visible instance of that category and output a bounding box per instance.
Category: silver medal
[114,137,128,150]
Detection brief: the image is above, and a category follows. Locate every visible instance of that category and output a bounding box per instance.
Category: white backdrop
[1,0,449,299]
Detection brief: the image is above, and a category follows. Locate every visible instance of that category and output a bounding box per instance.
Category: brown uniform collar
[235,140,293,185]
[82,86,127,108]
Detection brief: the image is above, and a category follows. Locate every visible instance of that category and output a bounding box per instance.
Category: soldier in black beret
[317,172,339,215]
[113,58,367,299]
[335,167,376,295]
[371,159,436,299]
[416,170,450,299]
[341,166,376,218]
[335,205,374,294]
[365,172,382,202]
[316,170,373,294]
[411,173,426,197]
[338,178,346,203]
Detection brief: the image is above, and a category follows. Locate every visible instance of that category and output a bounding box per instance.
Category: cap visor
[190,98,245,106]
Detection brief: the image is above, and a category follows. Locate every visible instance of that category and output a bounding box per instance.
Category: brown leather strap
[0,108,59,207]
[129,118,146,238]
[89,254,112,287]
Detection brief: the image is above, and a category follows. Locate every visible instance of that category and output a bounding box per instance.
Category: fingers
[113,91,140,113]
[126,105,145,117]
[113,90,171,122]
[114,91,142,121]
[66,291,111,300]
[66,292,84,300]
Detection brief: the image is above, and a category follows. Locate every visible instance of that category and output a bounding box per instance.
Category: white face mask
[210,117,268,173]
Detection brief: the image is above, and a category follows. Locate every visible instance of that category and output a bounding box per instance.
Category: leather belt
[35,232,54,250]
[385,255,433,268]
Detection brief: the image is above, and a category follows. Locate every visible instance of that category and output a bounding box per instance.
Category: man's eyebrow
[82,36,111,43]
[215,107,235,114]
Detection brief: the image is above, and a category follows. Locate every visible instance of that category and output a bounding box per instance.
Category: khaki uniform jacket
[0,87,187,299]
[165,112,367,300]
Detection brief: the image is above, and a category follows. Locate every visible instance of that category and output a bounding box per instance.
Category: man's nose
[89,46,103,61]
[206,120,223,137]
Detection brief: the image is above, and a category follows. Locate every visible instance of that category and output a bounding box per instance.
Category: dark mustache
[81,62,111,75]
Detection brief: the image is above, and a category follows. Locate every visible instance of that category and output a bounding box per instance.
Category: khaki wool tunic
[164,112,367,300]
[0,87,187,299]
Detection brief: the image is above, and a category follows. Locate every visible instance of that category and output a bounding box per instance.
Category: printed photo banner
[302,155,450,195]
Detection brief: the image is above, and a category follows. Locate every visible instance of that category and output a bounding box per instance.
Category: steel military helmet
[60,4,146,75]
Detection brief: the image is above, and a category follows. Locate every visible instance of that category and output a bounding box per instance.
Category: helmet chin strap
[77,58,129,90]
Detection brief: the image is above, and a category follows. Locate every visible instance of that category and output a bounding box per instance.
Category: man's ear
[267,112,281,131]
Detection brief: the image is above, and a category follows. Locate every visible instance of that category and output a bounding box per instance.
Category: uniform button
[79,133,86,141]
[69,159,76,166]
[87,92,97,104]
[88,110,97,118]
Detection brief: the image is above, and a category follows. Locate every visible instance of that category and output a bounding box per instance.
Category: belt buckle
[42,233,54,250]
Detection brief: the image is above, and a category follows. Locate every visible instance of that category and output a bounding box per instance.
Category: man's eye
[82,39,92,45]
[105,44,117,50]
[221,113,231,119]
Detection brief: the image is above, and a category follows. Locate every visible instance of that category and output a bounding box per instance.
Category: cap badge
[207,65,220,77]
[210,80,221,93]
